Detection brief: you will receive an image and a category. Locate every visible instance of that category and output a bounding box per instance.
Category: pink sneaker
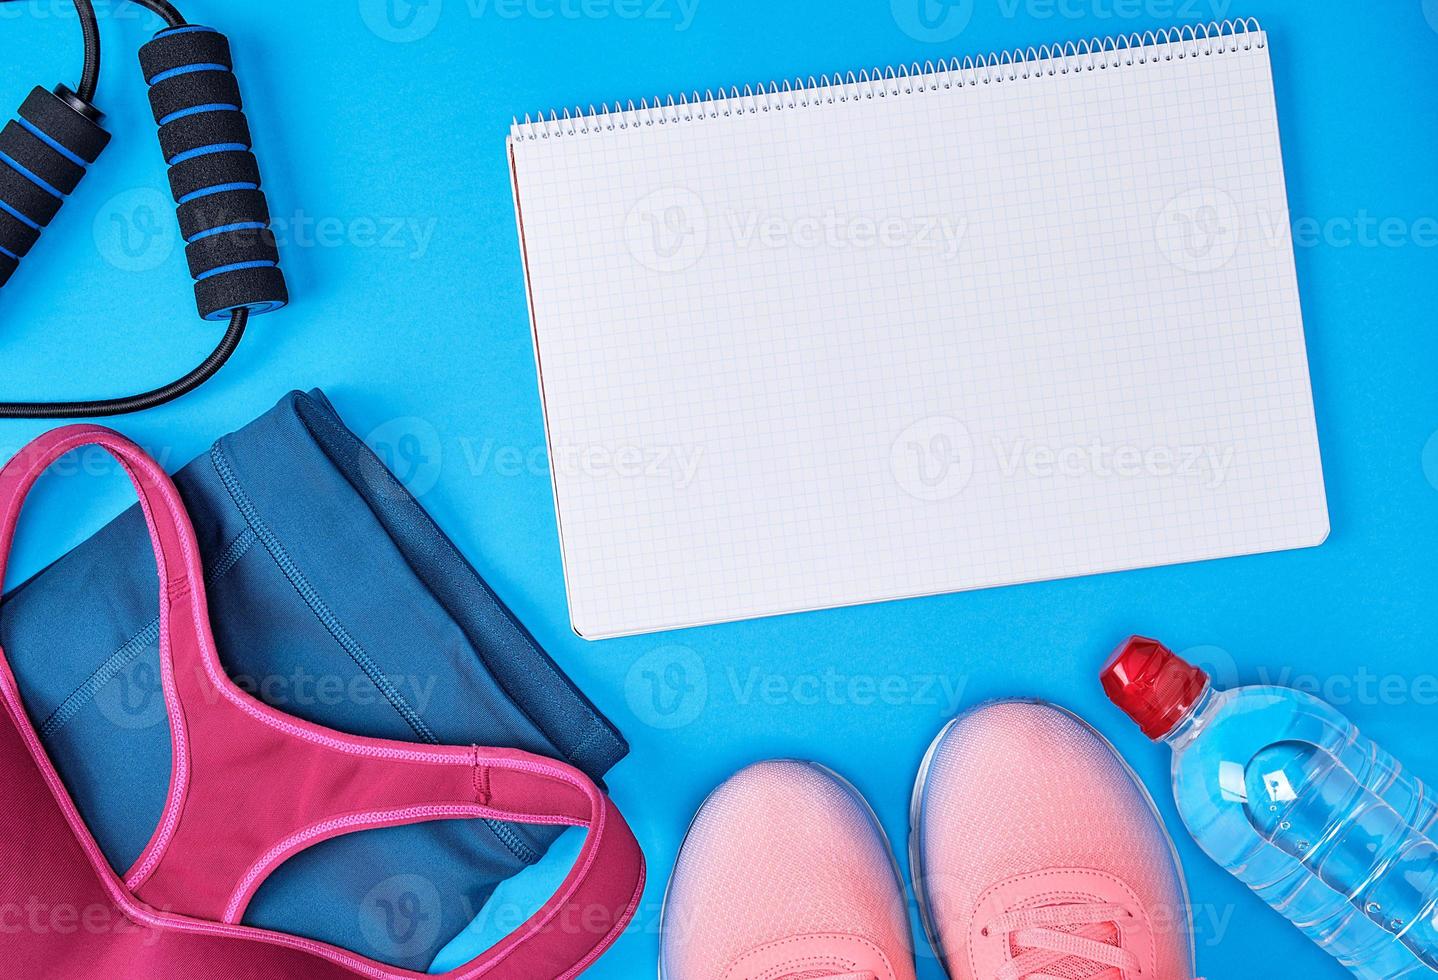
[911,701,1194,980]
[661,760,917,980]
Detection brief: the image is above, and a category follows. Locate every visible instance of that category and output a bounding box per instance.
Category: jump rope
[0,0,287,418]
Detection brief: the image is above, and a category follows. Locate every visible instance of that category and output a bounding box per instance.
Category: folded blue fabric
[0,390,627,970]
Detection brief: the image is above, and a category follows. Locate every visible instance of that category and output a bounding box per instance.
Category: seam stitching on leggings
[209,441,539,865]
[211,441,438,744]
[38,526,258,739]
[298,402,618,767]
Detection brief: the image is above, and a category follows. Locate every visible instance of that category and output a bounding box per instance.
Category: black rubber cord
[0,0,253,422]
[73,0,101,102]
[0,0,144,102]
[0,309,248,419]
[74,0,188,101]
[129,0,186,28]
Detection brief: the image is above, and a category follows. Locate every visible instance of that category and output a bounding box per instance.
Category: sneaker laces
[985,902,1142,980]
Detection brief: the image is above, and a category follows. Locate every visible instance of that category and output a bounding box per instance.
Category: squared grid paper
[510,32,1329,639]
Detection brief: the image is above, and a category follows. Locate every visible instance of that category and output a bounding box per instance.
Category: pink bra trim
[0,425,645,980]
[222,802,584,925]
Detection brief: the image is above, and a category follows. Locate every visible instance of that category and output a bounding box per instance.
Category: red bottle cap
[1101,636,1210,741]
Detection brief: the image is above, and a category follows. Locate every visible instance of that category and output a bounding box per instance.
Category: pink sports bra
[0,425,645,979]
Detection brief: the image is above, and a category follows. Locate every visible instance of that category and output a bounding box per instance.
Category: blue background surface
[3,0,1437,976]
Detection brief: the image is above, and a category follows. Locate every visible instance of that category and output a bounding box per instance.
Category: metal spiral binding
[511,18,1263,142]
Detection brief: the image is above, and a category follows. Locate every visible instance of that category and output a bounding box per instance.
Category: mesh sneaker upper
[662,760,915,980]
[914,701,1193,980]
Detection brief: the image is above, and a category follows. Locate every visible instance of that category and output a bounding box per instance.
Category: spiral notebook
[509,20,1328,639]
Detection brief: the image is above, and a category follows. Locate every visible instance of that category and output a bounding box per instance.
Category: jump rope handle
[0,26,286,322]
[140,25,287,321]
[0,86,110,288]
[0,13,290,419]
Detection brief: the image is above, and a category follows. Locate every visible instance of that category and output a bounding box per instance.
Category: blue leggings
[0,389,627,971]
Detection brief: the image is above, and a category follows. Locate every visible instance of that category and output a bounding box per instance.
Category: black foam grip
[0,86,108,289]
[147,70,244,126]
[0,120,86,195]
[0,162,62,227]
[144,26,286,320]
[159,109,252,165]
[195,264,288,321]
[0,206,41,258]
[185,226,280,278]
[178,187,270,241]
[167,149,261,202]
[139,28,233,83]
[18,87,110,164]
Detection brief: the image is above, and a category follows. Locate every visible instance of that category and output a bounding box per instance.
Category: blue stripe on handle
[195,259,277,281]
[17,117,89,169]
[187,221,267,244]
[0,243,18,262]
[147,63,229,86]
[0,152,63,199]
[178,181,260,204]
[245,300,285,312]
[0,199,39,231]
[158,103,241,127]
[205,298,284,321]
[168,142,249,166]
[156,25,218,37]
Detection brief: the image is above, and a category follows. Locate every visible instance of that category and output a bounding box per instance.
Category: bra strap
[448,750,645,980]
[0,427,645,979]
[0,425,209,645]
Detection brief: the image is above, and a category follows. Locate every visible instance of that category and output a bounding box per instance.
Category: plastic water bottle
[1102,637,1438,978]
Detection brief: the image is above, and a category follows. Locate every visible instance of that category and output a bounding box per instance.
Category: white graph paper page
[510,24,1328,639]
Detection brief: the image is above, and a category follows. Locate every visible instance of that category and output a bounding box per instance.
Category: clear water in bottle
[1103,637,1438,979]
